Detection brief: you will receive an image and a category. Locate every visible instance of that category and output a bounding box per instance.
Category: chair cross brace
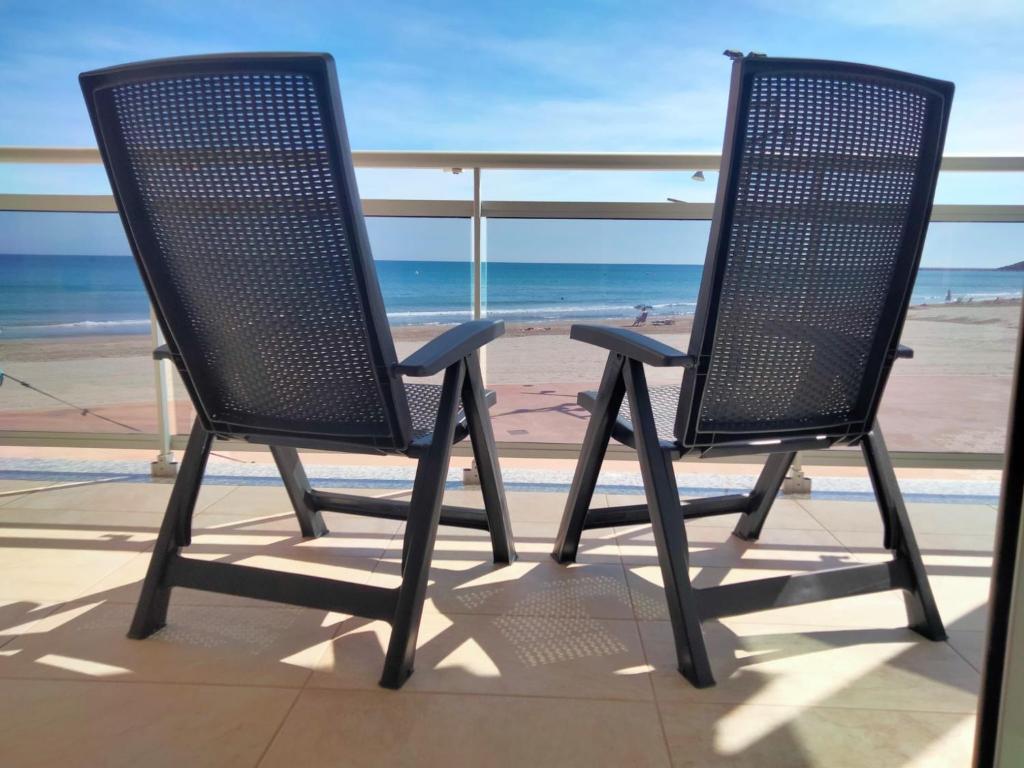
[166,556,400,620]
[552,351,946,688]
[129,353,516,690]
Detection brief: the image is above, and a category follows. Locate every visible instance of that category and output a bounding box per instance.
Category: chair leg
[381,361,465,689]
[732,452,796,541]
[128,417,212,639]
[462,352,516,564]
[552,354,625,564]
[862,423,946,641]
[271,445,328,538]
[623,360,715,687]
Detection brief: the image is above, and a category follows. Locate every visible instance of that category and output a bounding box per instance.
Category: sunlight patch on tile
[614,664,656,675]
[280,638,336,671]
[35,653,131,678]
[450,561,542,591]
[435,637,501,678]
[190,533,291,546]
[714,699,804,755]
[201,513,295,529]
[1,602,104,637]
[905,715,977,768]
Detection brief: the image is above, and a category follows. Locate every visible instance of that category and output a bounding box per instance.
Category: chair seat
[406,382,497,440]
[578,385,680,445]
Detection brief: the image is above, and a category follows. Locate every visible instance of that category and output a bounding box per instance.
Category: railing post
[465,167,484,486]
[150,308,178,478]
[781,452,811,495]
[472,167,483,323]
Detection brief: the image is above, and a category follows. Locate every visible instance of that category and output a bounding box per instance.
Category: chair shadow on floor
[0,503,988,766]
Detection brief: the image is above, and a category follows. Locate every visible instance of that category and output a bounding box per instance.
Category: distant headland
[998,261,1024,271]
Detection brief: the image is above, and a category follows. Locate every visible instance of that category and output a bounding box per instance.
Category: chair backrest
[80,53,413,449]
[677,56,954,452]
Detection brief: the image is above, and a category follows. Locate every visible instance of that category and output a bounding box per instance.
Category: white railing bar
[472,169,483,320]
[2,146,1024,172]
[483,201,716,220]
[363,199,473,218]
[0,194,118,213]
[485,201,1024,222]
[149,307,177,477]
[5,193,1023,223]
[0,194,475,218]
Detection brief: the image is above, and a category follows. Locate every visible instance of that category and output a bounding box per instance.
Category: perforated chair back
[81,54,412,449]
[677,57,953,452]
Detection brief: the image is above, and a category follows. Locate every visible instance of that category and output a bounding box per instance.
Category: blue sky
[1,0,1022,266]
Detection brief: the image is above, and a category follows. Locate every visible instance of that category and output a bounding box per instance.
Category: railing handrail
[4,194,1024,223]
[2,146,1024,172]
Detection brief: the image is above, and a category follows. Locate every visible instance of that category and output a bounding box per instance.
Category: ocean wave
[1,318,151,338]
[44,319,151,329]
[913,290,1022,302]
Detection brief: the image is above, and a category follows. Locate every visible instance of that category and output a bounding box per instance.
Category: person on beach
[631,310,649,327]
[946,289,953,303]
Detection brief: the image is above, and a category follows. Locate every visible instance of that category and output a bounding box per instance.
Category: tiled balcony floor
[0,479,992,767]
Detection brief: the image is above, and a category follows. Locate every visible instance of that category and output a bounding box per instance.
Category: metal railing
[2,147,1022,470]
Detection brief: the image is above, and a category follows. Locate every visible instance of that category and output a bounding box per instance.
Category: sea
[2,254,1023,340]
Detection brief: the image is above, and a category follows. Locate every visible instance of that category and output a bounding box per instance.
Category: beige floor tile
[371,557,634,619]
[0,518,157,548]
[310,611,653,700]
[241,514,401,540]
[211,522,396,558]
[72,546,380,607]
[197,484,299,517]
[607,495,826,530]
[260,688,671,768]
[0,678,296,768]
[0,505,161,528]
[0,481,995,767]
[640,620,978,713]
[0,600,62,648]
[0,480,234,514]
[799,499,999,537]
[928,574,992,632]
[0,545,141,602]
[658,699,975,768]
[832,529,995,571]
[398,521,620,564]
[522,523,624,564]
[443,488,586,524]
[947,630,986,672]
[0,506,358,553]
[616,524,855,569]
[0,480,53,493]
[0,600,334,687]
[0,480,71,506]
[625,564,915,627]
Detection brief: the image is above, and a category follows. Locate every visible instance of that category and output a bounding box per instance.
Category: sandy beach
[1,299,1018,453]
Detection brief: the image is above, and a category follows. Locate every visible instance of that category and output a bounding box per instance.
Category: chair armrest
[153,344,176,361]
[896,344,914,360]
[570,324,694,367]
[394,320,505,377]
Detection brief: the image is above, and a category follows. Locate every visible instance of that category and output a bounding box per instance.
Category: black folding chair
[80,53,516,689]
[552,54,954,688]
